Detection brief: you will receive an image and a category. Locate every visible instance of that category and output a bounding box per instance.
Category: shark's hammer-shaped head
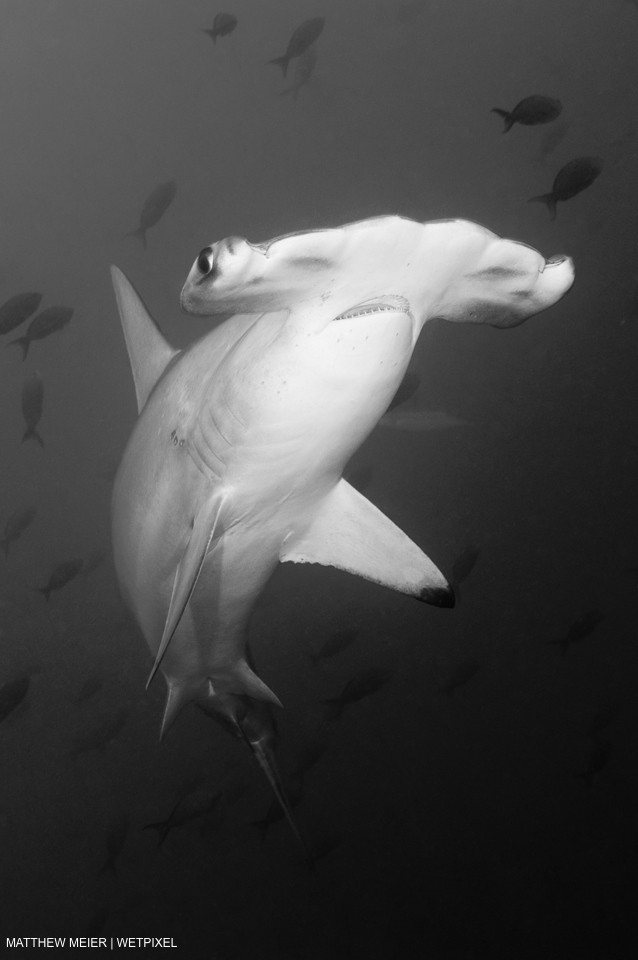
[180,216,574,333]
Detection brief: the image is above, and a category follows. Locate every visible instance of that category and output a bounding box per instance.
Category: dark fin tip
[416,585,455,608]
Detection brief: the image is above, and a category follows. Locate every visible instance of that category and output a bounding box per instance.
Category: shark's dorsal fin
[110,265,178,413]
[147,492,228,688]
[280,479,454,607]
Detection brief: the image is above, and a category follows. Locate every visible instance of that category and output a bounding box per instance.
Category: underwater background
[1,0,638,957]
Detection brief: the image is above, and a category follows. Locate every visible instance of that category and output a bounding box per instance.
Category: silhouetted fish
[125,180,177,248]
[70,676,104,704]
[576,738,612,786]
[280,46,317,99]
[145,788,221,846]
[202,13,237,42]
[68,708,128,759]
[7,306,73,360]
[0,292,42,335]
[0,505,36,558]
[310,628,358,663]
[0,676,30,722]
[21,371,44,447]
[548,609,603,656]
[439,659,481,696]
[99,813,129,877]
[268,17,324,77]
[492,95,562,132]
[387,371,420,411]
[37,558,84,600]
[322,667,392,720]
[529,157,602,220]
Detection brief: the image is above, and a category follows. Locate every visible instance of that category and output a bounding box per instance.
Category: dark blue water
[1,1,637,957]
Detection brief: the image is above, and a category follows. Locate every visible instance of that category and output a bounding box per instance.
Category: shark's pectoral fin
[147,493,227,689]
[110,266,178,413]
[280,480,454,607]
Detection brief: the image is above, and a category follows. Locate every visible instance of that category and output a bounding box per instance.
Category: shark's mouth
[334,295,411,321]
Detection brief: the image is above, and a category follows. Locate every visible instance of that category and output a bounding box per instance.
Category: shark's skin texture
[112,216,574,745]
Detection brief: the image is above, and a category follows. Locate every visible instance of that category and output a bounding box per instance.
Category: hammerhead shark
[111,215,573,842]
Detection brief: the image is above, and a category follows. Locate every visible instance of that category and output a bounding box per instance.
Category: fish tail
[491,108,513,132]
[143,819,171,847]
[22,426,44,448]
[124,226,147,248]
[268,55,289,77]
[528,193,557,220]
[6,335,30,360]
[36,586,51,602]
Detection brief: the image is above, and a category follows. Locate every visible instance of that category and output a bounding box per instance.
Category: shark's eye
[196,247,214,276]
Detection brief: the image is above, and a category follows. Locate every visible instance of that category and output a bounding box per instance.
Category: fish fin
[280,479,454,607]
[22,427,44,448]
[268,55,289,77]
[147,493,227,690]
[491,107,513,132]
[110,266,178,414]
[528,193,557,220]
[143,818,172,846]
[7,335,30,359]
[159,677,212,739]
[36,587,51,602]
[227,660,283,707]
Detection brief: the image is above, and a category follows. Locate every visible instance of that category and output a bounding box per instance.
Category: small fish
[529,156,603,220]
[268,17,324,78]
[492,95,562,133]
[145,788,221,847]
[321,667,392,720]
[125,180,177,248]
[0,292,42,335]
[7,306,73,360]
[0,676,30,723]
[99,813,129,877]
[576,738,612,787]
[280,46,317,100]
[37,558,84,600]
[379,408,472,431]
[310,628,358,663]
[0,505,36,558]
[536,118,569,162]
[451,548,479,601]
[21,371,44,447]
[439,659,481,696]
[387,371,420,412]
[202,13,237,43]
[586,705,617,740]
[548,609,603,656]
[70,676,104,704]
[68,708,128,759]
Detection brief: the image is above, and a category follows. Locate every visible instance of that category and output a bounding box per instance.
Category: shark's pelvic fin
[147,493,227,689]
[160,677,211,740]
[280,479,454,607]
[110,266,178,414]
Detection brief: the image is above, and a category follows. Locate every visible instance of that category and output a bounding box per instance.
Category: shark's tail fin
[528,193,557,220]
[491,107,514,132]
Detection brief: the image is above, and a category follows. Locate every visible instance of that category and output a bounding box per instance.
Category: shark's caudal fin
[110,266,178,413]
[280,479,454,607]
